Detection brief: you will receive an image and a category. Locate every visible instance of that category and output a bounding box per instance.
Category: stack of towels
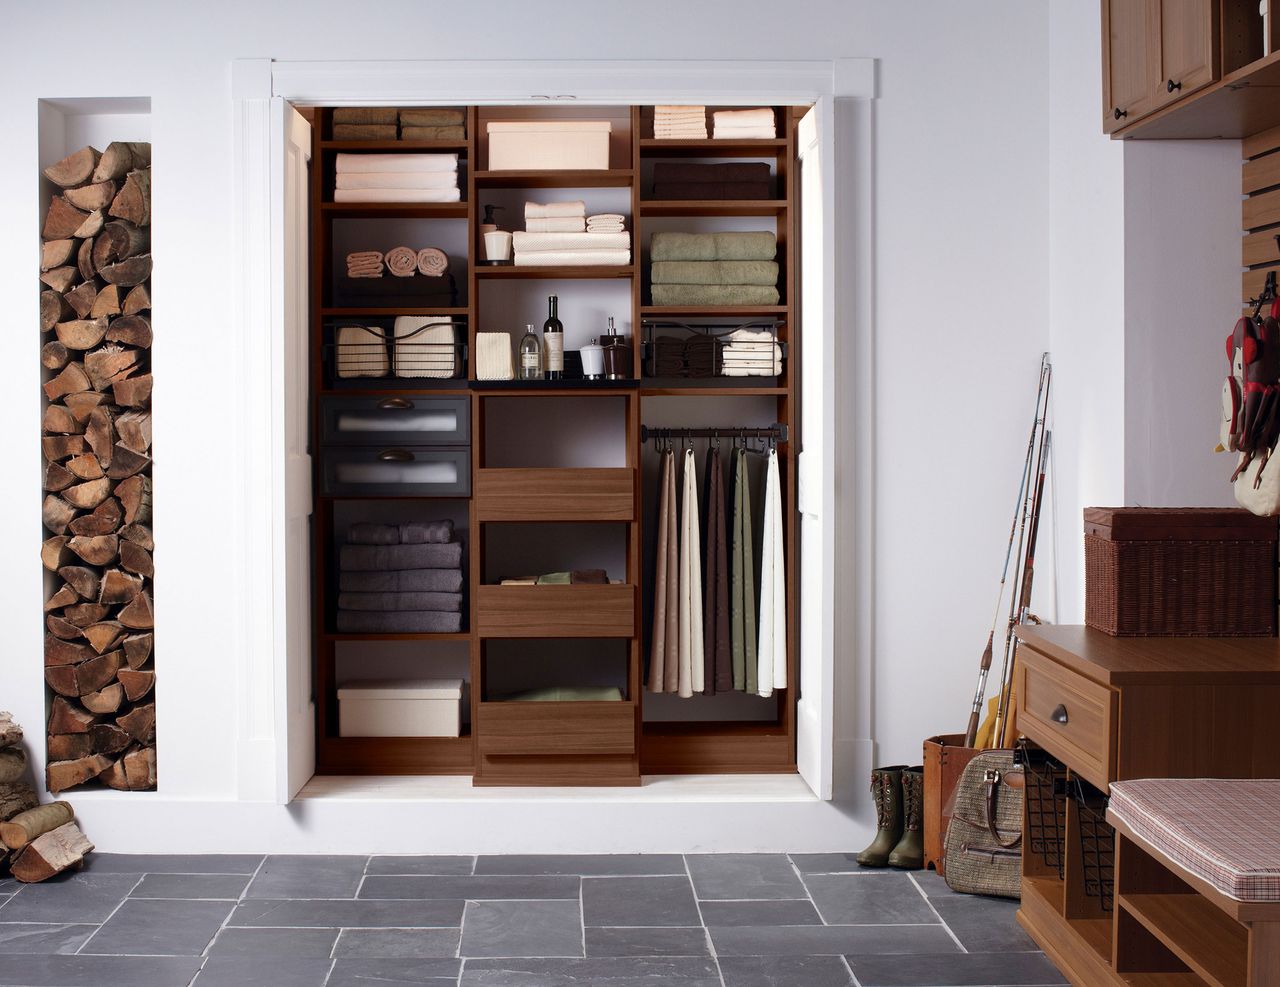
[332,108,398,141]
[720,327,783,377]
[649,232,779,306]
[347,251,385,278]
[653,105,708,140]
[712,108,777,139]
[652,162,772,201]
[334,153,461,203]
[399,108,465,141]
[330,108,466,141]
[513,200,631,266]
[337,521,464,633]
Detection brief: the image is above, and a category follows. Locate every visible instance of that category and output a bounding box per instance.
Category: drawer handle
[377,448,415,462]
[378,397,414,410]
[1050,704,1069,725]
[1166,79,1182,94]
[1113,107,1127,120]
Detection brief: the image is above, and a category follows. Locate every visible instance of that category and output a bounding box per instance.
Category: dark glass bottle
[543,294,564,380]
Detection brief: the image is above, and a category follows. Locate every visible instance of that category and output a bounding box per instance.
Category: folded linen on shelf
[654,105,708,140]
[513,231,631,253]
[654,128,709,139]
[348,520,455,545]
[650,284,781,306]
[334,188,462,203]
[651,336,685,376]
[655,105,707,118]
[335,152,460,174]
[340,568,464,593]
[476,332,514,380]
[334,107,400,125]
[415,247,449,277]
[684,334,719,378]
[653,162,772,184]
[393,315,456,379]
[340,542,464,571]
[399,108,466,127]
[587,213,625,225]
[401,126,466,141]
[333,124,398,141]
[385,246,418,278]
[713,107,776,131]
[526,216,587,233]
[335,171,459,190]
[338,591,463,612]
[346,250,384,278]
[587,213,626,233]
[650,231,777,262]
[336,610,463,633]
[712,127,777,140]
[524,200,587,219]
[508,686,624,702]
[336,325,389,378]
[650,260,779,286]
[652,181,772,201]
[514,249,631,266]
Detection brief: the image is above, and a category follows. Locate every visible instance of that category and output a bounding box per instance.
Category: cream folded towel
[713,108,776,129]
[393,316,456,379]
[476,332,514,380]
[346,250,384,278]
[525,200,587,219]
[526,217,587,233]
[513,231,630,253]
[335,152,459,174]
[588,214,625,224]
[713,128,777,140]
[335,171,458,190]
[656,105,706,116]
[513,249,630,266]
[334,188,462,203]
[337,325,389,378]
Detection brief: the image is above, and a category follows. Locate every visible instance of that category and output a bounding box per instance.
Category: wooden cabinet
[1157,0,1218,101]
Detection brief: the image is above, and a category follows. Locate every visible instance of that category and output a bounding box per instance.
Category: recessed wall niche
[38,98,155,792]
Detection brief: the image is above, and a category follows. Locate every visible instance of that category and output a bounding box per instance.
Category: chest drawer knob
[377,397,414,410]
[377,448,414,462]
[1050,703,1069,725]
[1166,79,1182,93]
[1113,107,1127,120]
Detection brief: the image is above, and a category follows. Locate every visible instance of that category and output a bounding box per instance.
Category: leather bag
[942,749,1023,899]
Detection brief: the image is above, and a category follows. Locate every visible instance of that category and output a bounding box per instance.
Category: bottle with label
[518,323,543,380]
[542,294,564,380]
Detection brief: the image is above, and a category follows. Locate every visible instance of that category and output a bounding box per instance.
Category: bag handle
[984,768,1023,850]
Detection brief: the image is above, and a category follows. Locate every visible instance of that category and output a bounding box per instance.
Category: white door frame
[230,57,876,802]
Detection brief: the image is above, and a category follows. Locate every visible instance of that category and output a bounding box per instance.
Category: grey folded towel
[650,284,781,306]
[650,231,777,262]
[334,107,399,125]
[650,260,779,286]
[336,610,463,633]
[339,569,464,593]
[340,542,463,571]
[347,521,454,545]
[337,592,463,612]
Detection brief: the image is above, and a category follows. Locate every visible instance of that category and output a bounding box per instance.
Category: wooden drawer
[474,468,634,521]
[1017,648,1117,791]
[477,701,635,756]
[319,446,470,497]
[475,584,634,638]
[320,395,469,447]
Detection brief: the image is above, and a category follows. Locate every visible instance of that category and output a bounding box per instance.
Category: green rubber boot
[888,766,925,869]
[855,765,907,867]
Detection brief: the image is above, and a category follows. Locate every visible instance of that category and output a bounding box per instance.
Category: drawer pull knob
[377,448,415,462]
[1050,704,1069,725]
[1167,79,1182,93]
[1113,107,1127,120]
[378,397,414,410]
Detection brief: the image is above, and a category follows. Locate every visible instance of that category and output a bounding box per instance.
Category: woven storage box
[1083,507,1277,637]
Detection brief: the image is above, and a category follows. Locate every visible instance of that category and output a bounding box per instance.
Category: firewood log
[42,404,84,435]
[116,475,151,524]
[122,746,156,789]
[44,634,93,667]
[71,209,105,240]
[98,255,151,287]
[81,684,123,715]
[112,374,152,409]
[47,697,95,735]
[63,281,96,319]
[45,146,101,188]
[105,315,151,348]
[42,495,77,534]
[107,446,149,480]
[122,633,152,669]
[117,703,155,744]
[63,392,107,426]
[41,536,72,571]
[68,534,117,566]
[61,603,108,628]
[0,714,23,750]
[84,346,138,391]
[47,735,91,761]
[116,412,151,454]
[42,198,88,240]
[39,266,80,293]
[55,318,107,351]
[99,569,142,603]
[122,283,150,315]
[0,803,74,850]
[43,363,91,401]
[42,435,86,462]
[93,141,150,184]
[109,169,150,227]
[85,407,115,464]
[40,341,70,372]
[92,221,148,269]
[43,462,76,493]
[83,621,124,654]
[77,652,121,696]
[89,723,129,754]
[119,540,153,578]
[44,665,79,697]
[44,585,79,612]
[68,498,121,537]
[57,566,100,600]
[11,821,93,875]
[0,749,27,784]
[45,615,81,642]
[117,592,153,630]
[66,452,104,481]
[76,237,96,281]
[117,669,154,702]
[65,180,117,212]
[62,477,111,510]
[41,292,73,333]
[89,283,121,319]
[40,239,76,271]
[119,523,153,550]
[0,784,38,823]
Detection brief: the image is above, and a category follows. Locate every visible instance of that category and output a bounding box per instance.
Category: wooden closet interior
[307,104,806,786]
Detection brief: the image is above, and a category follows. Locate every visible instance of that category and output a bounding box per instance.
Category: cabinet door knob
[1167,79,1182,93]
[1113,107,1127,120]
[378,397,414,410]
[1050,704,1069,725]
[377,448,414,462]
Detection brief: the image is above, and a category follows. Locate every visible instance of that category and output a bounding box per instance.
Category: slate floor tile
[719,954,855,986]
[328,958,461,985]
[685,854,806,900]
[804,872,938,925]
[710,924,960,956]
[461,956,723,986]
[131,873,251,899]
[930,895,1037,951]
[230,898,464,928]
[0,953,204,986]
[334,927,461,958]
[788,852,865,874]
[0,923,97,954]
[582,875,702,927]
[909,869,962,899]
[86,854,264,874]
[244,854,367,899]
[366,855,476,875]
[0,873,140,923]
[80,898,235,956]
[461,899,583,958]
[847,951,1069,986]
[207,927,340,956]
[361,874,579,899]
[584,926,709,957]
[698,898,823,926]
[192,954,334,987]
[475,854,686,876]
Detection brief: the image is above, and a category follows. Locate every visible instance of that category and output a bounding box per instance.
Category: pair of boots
[855,765,924,869]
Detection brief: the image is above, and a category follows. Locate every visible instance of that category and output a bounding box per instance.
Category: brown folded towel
[333,124,398,141]
[653,162,771,184]
[684,335,720,378]
[401,126,466,141]
[334,107,399,125]
[571,569,609,584]
[400,108,466,127]
[652,181,772,201]
[651,336,686,377]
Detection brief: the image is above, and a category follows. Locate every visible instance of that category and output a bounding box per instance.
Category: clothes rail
[640,423,789,444]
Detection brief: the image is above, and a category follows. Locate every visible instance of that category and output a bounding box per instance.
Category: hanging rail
[640,423,789,444]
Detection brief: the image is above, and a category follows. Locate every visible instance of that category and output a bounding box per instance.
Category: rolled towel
[401,126,466,140]
[336,610,463,634]
[650,231,776,262]
[653,162,771,184]
[416,247,449,277]
[651,181,772,201]
[340,568,464,593]
[650,284,780,306]
[476,332,514,380]
[525,200,587,219]
[393,315,456,379]
[333,124,397,140]
[399,108,466,127]
[514,249,631,266]
[385,246,418,277]
[650,260,779,286]
[526,217,586,233]
[334,188,462,203]
[348,520,454,545]
[335,152,459,174]
[336,326,389,378]
[334,107,399,125]
[712,108,776,130]
[513,231,630,253]
[340,542,463,572]
[338,591,463,613]
[335,171,458,190]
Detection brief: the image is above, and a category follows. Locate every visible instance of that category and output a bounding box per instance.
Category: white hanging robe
[677,447,704,697]
[756,448,786,697]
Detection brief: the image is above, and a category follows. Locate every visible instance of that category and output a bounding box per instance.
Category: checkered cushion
[1107,779,1280,902]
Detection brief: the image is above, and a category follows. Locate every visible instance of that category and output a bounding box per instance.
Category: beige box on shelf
[487,120,612,170]
[337,678,463,737]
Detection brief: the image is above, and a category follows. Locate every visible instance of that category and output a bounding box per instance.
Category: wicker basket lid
[1084,507,1278,541]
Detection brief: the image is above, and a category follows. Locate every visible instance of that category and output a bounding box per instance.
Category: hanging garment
[730,448,758,693]
[756,448,787,697]
[677,448,705,698]
[648,450,679,693]
[704,447,731,695]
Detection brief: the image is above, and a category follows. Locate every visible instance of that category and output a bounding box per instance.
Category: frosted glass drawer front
[320,447,470,497]
[320,396,469,447]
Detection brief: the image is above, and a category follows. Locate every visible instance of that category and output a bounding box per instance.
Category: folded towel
[525,200,587,219]
[340,568,464,593]
[525,217,587,233]
[416,247,449,277]
[651,336,685,376]
[336,152,459,174]
[333,124,397,141]
[401,125,466,141]
[348,521,455,545]
[588,213,625,224]
[513,231,631,253]
[346,250,384,278]
[507,686,623,702]
[335,171,458,190]
[386,246,418,277]
[652,181,772,201]
[336,325,388,378]
[653,163,771,184]
[654,128,708,139]
[393,316,456,379]
[650,231,777,262]
[713,108,776,130]
[712,127,778,140]
[334,107,399,125]
[650,284,781,306]
[587,226,625,236]
[526,569,609,585]
[334,188,462,203]
[476,332,513,381]
[725,327,781,345]
[338,591,463,612]
[650,260,779,286]
[684,335,720,378]
[340,542,463,572]
[655,105,707,118]
[722,365,780,377]
[654,123,708,131]
[399,108,466,127]
[336,610,463,633]
[514,249,630,266]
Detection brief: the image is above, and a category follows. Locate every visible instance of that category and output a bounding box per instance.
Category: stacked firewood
[40,142,155,793]
[0,712,94,882]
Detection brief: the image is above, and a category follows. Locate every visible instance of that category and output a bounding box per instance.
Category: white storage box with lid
[337,678,463,737]
[487,120,612,170]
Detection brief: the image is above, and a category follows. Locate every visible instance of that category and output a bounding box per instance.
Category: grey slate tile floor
[0,854,1067,986]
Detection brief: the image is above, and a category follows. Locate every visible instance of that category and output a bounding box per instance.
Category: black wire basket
[325,319,466,383]
[641,319,786,381]
[1071,778,1115,912]
[1016,741,1066,879]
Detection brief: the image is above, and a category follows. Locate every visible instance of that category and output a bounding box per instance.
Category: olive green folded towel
[650,231,776,262]
[507,686,624,702]
[651,284,781,306]
[651,260,779,286]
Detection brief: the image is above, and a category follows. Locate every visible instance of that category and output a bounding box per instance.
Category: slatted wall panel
[1243,124,1280,308]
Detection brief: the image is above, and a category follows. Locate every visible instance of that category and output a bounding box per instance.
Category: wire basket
[1017,742,1066,879]
[1071,779,1115,912]
[327,319,466,382]
[641,320,785,381]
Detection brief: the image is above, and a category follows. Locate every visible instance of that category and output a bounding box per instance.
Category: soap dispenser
[600,317,633,380]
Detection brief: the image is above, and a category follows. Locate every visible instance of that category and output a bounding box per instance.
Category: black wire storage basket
[325,318,467,384]
[1071,778,1116,912]
[1016,741,1067,879]
[641,319,786,381]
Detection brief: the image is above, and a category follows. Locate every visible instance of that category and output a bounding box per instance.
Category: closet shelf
[322,632,472,643]
[640,380,786,396]
[641,305,788,318]
[318,735,475,776]
[477,700,636,757]
[475,265,634,280]
[321,306,469,317]
[476,584,635,639]
[318,385,472,398]
[475,468,635,523]
[473,169,635,189]
[639,138,788,157]
[320,202,469,219]
[639,200,787,217]
[320,139,470,153]
[468,379,638,392]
